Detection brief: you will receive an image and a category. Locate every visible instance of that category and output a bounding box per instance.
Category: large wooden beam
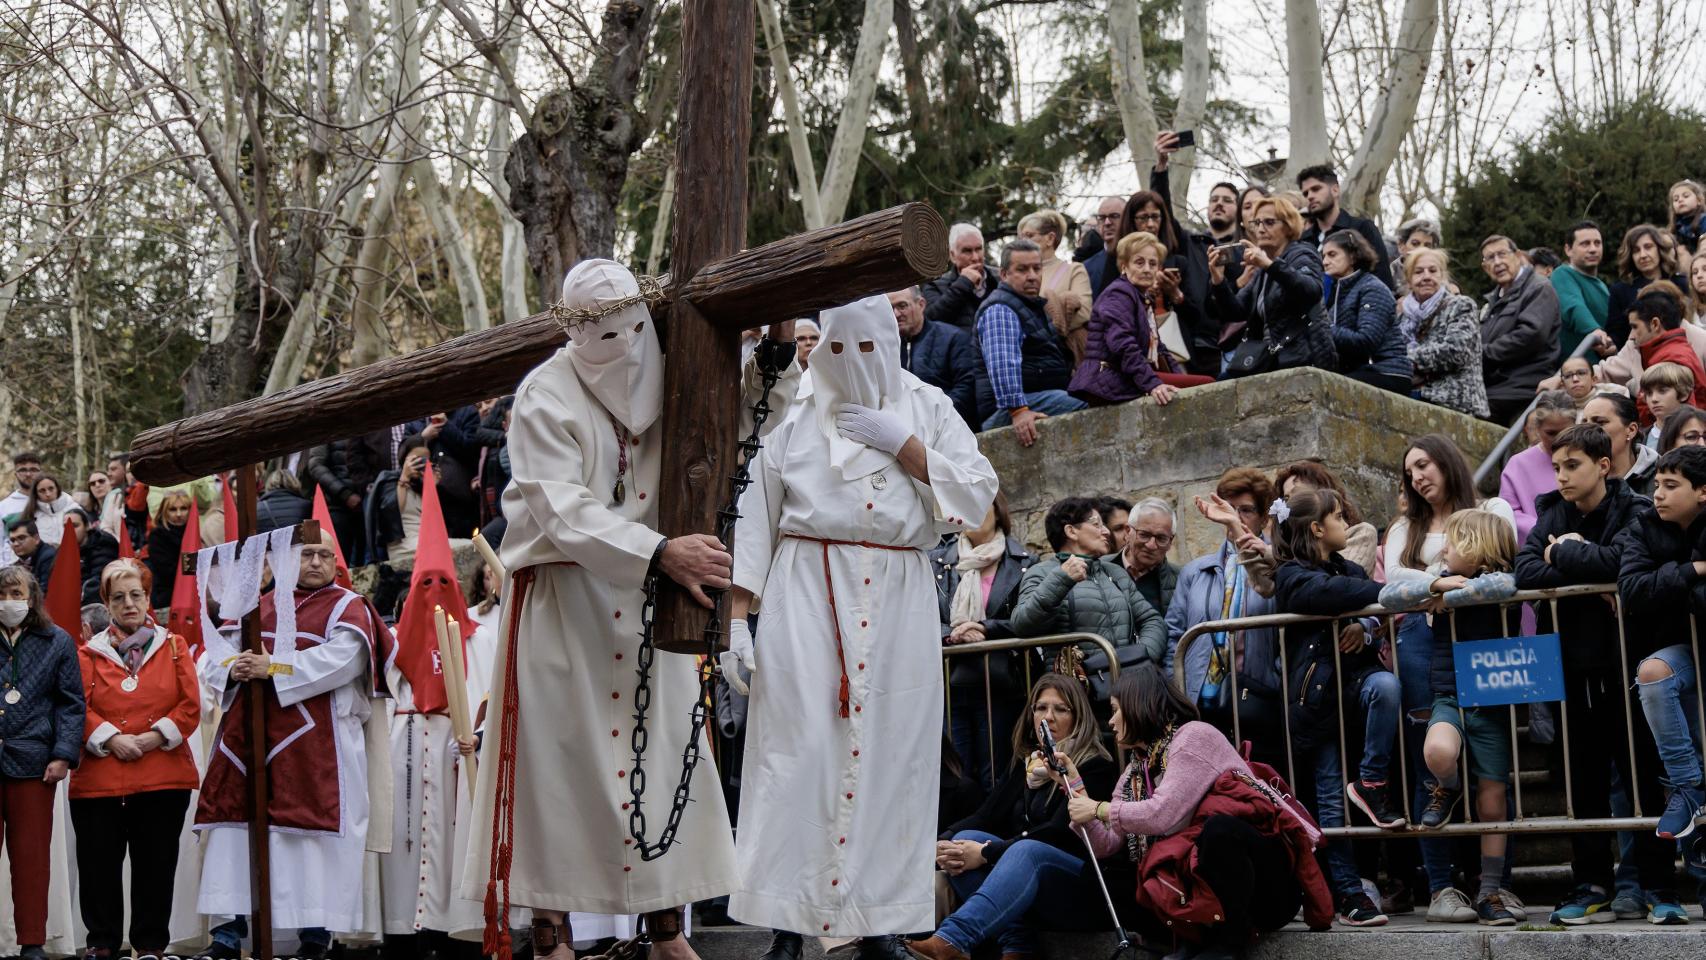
[651,0,753,648]
[127,203,946,485]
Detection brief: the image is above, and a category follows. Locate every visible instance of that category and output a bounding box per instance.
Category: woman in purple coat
[1069,232,1214,407]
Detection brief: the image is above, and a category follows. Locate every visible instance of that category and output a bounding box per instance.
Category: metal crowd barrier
[1175,583,1703,838]
[941,632,1119,787]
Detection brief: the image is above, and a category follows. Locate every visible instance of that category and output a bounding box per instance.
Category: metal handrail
[1472,333,1600,488]
[1171,582,1694,838]
[941,632,1121,789]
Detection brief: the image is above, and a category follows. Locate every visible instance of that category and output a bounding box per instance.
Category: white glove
[836,403,912,455]
[720,620,756,695]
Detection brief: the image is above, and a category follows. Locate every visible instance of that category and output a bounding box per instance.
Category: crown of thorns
[547,273,668,333]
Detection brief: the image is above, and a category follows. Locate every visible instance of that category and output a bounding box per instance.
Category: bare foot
[651,936,701,960]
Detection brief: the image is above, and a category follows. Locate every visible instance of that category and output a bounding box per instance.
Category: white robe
[460,346,797,915]
[729,374,997,936]
[376,674,484,935]
[195,622,374,932]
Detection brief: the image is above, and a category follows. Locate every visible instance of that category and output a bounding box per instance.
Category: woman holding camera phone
[375,435,429,564]
[905,675,1124,960]
[1208,195,1327,376]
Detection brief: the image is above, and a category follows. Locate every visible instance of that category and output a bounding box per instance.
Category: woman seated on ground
[906,674,1122,960]
[1070,232,1214,408]
[1067,665,1332,960]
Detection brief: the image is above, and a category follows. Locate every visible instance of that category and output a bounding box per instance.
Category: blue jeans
[1396,615,1453,892]
[937,831,1099,953]
[212,918,329,949]
[981,391,1087,430]
[1304,742,1360,897]
[1636,644,1704,788]
[1355,669,1401,783]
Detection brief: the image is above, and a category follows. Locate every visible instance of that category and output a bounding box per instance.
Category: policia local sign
[1453,633,1566,708]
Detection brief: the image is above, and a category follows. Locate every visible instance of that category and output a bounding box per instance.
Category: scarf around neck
[949,534,1008,627]
[1400,286,1447,342]
[115,621,155,674]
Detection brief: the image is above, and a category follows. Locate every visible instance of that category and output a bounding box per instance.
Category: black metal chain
[627,336,795,861]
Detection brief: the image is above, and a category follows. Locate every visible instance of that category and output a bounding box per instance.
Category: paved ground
[689,909,1706,960]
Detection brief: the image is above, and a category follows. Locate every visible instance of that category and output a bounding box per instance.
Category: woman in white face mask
[0,564,85,960]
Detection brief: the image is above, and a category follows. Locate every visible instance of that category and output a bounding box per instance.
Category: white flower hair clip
[1268,498,1291,524]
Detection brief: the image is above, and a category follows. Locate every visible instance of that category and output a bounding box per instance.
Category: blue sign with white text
[1453,633,1565,708]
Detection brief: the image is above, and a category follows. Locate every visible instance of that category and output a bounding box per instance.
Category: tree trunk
[485,93,532,324]
[1108,0,1160,177]
[757,0,824,228]
[412,158,492,331]
[1169,0,1210,221]
[506,0,657,297]
[646,162,677,275]
[1282,0,1330,180]
[816,0,892,224]
[1341,0,1440,217]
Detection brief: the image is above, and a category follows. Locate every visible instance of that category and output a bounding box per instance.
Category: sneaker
[1548,883,1615,925]
[1656,783,1706,840]
[1418,783,1462,829]
[1476,893,1518,926]
[1347,779,1407,829]
[1336,891,1389,927]
[1495,888,1529,922]
[1649,892,1690,926]
[1609,890,1648,920]
[1427,887,1476,923]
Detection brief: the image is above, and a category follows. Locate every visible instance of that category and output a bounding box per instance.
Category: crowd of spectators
[896,139,1706,456]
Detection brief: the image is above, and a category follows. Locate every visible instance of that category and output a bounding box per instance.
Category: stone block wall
[979,368,1510,562]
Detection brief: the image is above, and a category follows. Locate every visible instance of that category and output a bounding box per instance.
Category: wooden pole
[124,206,946,486]
[237,466,273,960]
[653,0,755,648]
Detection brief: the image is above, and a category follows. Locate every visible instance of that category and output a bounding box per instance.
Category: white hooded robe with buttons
[729,296,998,936]
[459,260,796,915]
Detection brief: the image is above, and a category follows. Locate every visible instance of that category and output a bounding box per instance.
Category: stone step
[686,909,1706,960]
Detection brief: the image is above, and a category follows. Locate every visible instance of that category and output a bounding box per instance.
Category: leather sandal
[643,908,685,943]
[532,917,575,956]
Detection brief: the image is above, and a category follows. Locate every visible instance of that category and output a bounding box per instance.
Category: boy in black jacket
[1613,444,1706,923]
[1517,424,1673,923]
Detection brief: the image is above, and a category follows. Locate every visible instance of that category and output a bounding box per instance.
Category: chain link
[627,337,794,860]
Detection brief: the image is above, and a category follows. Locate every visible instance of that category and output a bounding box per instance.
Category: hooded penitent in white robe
[460,259,797,919]
[729,295,998,936]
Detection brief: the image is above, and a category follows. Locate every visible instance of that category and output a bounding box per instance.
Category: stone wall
[979,368,1510,562]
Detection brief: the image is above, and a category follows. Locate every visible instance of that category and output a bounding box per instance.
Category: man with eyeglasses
[1080,197,1127,300]
[1111,498,1179,615]
[1296,164,1394,291]
[0,451,43,566]
[1479,234,1562,426]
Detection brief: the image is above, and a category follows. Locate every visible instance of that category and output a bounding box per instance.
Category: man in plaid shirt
[975,239,1083,447]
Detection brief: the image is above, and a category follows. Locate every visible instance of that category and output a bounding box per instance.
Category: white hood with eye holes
[811,294,916,480]
[563,258,664,434]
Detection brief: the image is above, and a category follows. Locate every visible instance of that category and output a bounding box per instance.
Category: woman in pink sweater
[1058,666,1330,959]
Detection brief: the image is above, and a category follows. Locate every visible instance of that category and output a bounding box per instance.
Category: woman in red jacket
[1065,665,1331,959]
[71,559,200,960]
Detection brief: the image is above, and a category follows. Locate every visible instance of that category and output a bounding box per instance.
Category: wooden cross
[126,0,946,950]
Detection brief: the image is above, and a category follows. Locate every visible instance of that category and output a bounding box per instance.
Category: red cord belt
[782,534,919,719]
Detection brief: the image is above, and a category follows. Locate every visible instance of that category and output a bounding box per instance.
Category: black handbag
[1222,336,1277,378]
[1081,643,1152,701]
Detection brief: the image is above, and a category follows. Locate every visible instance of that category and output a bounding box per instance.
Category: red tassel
[838,673,850,719]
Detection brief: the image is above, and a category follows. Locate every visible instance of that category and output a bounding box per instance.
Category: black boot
[21,947,49,960]
[760,931,803,960]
